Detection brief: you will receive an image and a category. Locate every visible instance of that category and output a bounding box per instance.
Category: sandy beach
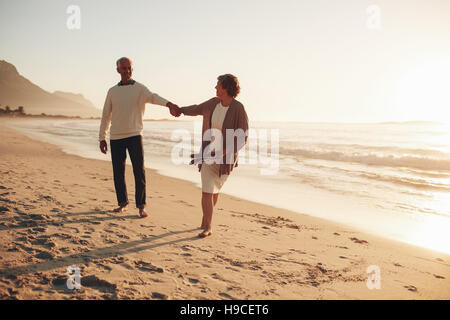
[0,119,449,300]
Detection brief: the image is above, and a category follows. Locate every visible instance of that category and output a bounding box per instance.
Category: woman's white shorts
[201,163,229,194]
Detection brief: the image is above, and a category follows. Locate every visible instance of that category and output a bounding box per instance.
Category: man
[99,57,181,218]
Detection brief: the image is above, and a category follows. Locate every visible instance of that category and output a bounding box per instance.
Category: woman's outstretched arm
[181,97,218,116]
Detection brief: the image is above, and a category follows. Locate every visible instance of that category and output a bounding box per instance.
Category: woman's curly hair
[217,74,240,98]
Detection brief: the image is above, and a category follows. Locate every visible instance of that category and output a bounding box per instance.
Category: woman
[180,74,249,238]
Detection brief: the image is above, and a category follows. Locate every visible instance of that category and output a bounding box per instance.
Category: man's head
[116,57,133,83]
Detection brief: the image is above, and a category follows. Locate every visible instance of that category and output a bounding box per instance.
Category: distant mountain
[0,60,100,117]
[53,91,97,109]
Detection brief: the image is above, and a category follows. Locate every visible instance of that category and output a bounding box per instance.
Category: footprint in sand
[218,292,234,299]
[121,263,135,270]
[98,264,113,271]
[404,285,418,292]
[181,245,191,252]
[32,237,56,249]
[18,220,39,228]
[177,200,195,207]
[59,247,71,253]
[152,292,168,300]
[134,260,164,273]
[316,264,328,274]
[349,237,369,244]
[433,274,445,279]
[71,238,90,246]
[32,226,47,232]
[34,251,55,260]
[82,275,117,293]
[51,276,69,288]
[102,237,118,244]
[52,232,72,240]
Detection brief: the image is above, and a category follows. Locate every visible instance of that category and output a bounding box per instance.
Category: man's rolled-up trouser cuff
[137,204,146,209]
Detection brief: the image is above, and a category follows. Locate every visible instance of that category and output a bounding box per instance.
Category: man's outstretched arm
[143,85,181,117]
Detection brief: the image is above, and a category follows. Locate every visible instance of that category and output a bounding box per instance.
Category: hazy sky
[1,0,450,122]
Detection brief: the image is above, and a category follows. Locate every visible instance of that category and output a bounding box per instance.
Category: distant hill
[0,60,100,117]
[52,91,97,109]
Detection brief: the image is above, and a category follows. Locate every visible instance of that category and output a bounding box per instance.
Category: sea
[6,119,450,254]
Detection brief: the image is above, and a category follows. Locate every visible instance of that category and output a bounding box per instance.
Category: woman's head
[216,74,240,99]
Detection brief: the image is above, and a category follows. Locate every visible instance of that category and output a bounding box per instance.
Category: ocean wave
[294,162,450,194]
[377,121,443,125]
[358,172,450,192]
[142,133,193,144]
[281,142,450,157]
[279,147,450,171]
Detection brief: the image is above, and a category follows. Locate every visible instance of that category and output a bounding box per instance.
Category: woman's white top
[201,102,230,193]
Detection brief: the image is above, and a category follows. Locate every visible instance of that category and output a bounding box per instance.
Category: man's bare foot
[113,205,128,213]
[198,229,212,238]
[139,208,148,218]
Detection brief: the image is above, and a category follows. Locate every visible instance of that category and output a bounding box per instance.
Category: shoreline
[5,118,450,256]
[0,114,189,122]
[0,119,449,299]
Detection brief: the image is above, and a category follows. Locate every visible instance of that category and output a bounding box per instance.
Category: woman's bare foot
[139,208,148,218]
[113,205,128,213]
[198,229,212,238]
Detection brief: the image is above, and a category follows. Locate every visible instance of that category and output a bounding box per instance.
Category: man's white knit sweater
[99,80,169,141]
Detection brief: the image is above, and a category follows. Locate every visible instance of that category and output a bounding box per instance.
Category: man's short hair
[217,74,240,98]
[116,57,132,67]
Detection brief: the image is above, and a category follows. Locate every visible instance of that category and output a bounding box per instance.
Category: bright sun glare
[395,58,450,123]
[408,211,450,254]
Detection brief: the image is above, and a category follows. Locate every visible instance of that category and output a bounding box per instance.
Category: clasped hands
[166,102,182,117]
